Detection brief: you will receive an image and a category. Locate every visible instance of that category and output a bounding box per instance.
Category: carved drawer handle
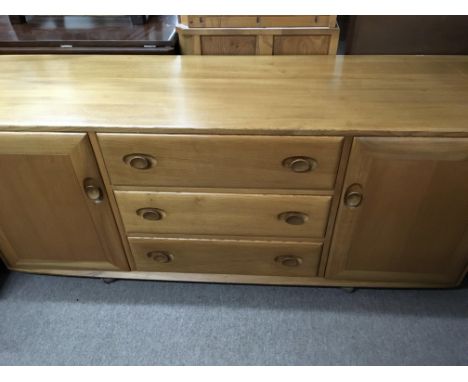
[278,211,309,225]
[137,208,166,221]
[123,153,156,170]
[282,156,317,173]
[275,255,303,267]
[83,178,104,204]
[147,251,173,263]
[344,183,364,208]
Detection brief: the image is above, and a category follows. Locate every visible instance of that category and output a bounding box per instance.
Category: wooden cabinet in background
[177,15,339,55]
[326,138,468,285]
[0,132,129,271]
[180,16,337,28]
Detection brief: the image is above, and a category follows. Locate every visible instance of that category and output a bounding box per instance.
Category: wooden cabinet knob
[83,178,104,204]
[278,211,309,225]
[344,183,363,208]
[282,156,317,173]
[147,251,173,263]
[137,207,166,221]
[275,255,303,267]
[123,153,155,170]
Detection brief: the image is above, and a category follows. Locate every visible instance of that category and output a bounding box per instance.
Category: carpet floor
[0,271,467,365]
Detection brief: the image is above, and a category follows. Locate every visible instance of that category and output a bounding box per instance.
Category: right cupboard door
[326,137,468,285]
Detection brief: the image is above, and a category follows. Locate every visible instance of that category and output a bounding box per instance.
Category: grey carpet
[0,271,467,365]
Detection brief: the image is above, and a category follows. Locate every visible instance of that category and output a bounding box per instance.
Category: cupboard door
[0,132,129,271]
[273,35,331,55]
[201,36,257,55]
[326,137,468,285]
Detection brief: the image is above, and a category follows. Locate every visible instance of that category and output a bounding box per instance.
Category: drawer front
[98,134,343,190]
[186,16,335,28]
[129,237,323,277]
[259,16,335,28]
[116,191,332,238]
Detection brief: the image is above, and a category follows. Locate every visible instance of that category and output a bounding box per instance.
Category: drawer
[98,134,343,190]
[184,15,335,28]
[129,236,323,277]
[116,191,332,238]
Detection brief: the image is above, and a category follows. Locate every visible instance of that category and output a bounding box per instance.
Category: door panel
[326,137,468,285]
[0,132,129,271]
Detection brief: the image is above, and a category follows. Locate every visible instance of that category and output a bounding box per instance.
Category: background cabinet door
[326,137,468,285]
[0,132,129,271]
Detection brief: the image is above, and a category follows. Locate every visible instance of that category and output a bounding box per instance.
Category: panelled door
[326,137,468,285]
[0,132,129,271]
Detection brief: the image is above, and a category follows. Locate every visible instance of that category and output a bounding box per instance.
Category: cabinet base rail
[9,267,466,289]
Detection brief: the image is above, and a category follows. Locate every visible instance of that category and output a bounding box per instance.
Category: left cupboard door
[0,132,129,271]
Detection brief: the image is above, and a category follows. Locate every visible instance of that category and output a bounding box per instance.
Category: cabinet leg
[341,287,357,293]
[102,278,118,284]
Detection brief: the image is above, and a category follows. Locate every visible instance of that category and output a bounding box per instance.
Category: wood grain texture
[178,26,339,55]
[10,266,464,289]
[273,35,330,55]
[183,16,335,28]
[98,134,343,190]
[115,191,332,238]
[0,132,129,271]
[88,132,136,270]
[317,137,353,276]
[326,137,468,285]
[128,236,322,277]
[1,55,468,136]
[185,16,260,28]
[201,35,257,55]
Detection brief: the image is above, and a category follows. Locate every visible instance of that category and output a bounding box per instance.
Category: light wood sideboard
[0,55,467,289]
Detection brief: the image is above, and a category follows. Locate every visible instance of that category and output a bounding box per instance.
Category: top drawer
[98,134,343,190]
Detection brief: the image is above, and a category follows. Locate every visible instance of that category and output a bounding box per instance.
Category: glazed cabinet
[326,138,468,285]
[0,132,129,271]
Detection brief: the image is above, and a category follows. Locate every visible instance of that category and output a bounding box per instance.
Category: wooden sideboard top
[1,55,468,136]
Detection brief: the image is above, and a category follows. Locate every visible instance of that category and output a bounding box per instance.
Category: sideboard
[0,55,467,288]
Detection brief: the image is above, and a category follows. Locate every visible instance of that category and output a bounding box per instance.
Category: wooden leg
[9,16,27,24]
[102,278,118,284]
[130,16,147,25]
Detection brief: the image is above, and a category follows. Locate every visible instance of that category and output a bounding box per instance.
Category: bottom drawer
[129,237,323,277]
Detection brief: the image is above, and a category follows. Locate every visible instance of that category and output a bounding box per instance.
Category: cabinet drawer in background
[184,15,336,28]
[129,236,323,277]
[98,134,343,190]
[116,191,332,238]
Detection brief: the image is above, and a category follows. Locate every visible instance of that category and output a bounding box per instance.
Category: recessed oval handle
[344,183,363,208]
[83,178,104,204]
[278,211,309,225]
[123,153,156,170]
[275,255,303,267]
[137,207,166,221]
[147,251,173,263]
[282,156,317,173]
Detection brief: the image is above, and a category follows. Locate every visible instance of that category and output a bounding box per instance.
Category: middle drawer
[115,191,331,238]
